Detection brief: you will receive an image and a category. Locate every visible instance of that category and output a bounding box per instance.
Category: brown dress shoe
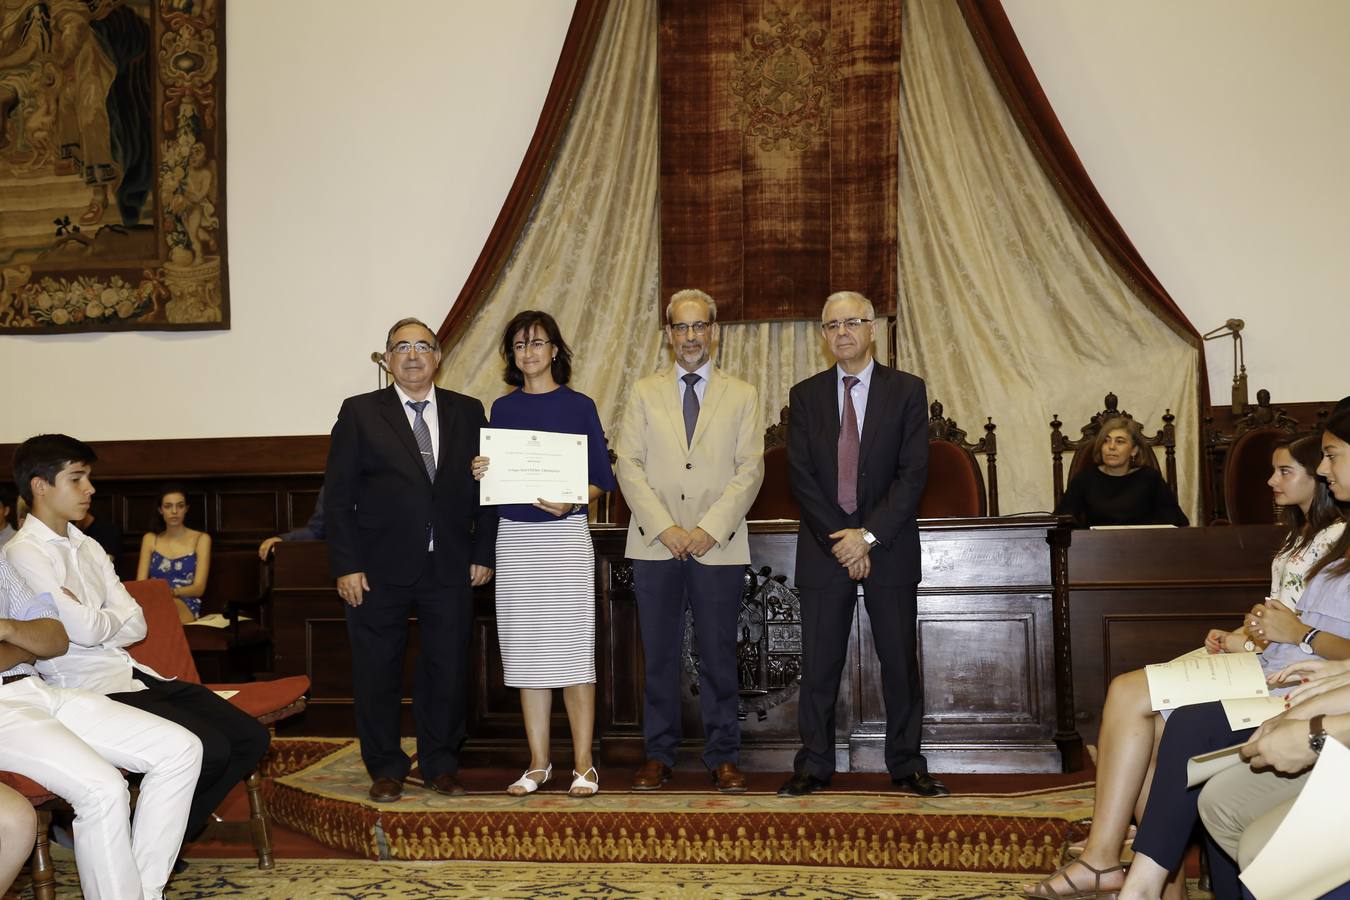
[632,759,673,791]
[368,777,403,802]
[712,762,748,793]
[428,773,467,796]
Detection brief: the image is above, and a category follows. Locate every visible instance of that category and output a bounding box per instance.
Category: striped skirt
[495,513,596,688]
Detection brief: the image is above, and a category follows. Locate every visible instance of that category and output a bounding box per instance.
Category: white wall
[4,0,1341,444]
[0,0,576,443]
[1002,0,1350,404]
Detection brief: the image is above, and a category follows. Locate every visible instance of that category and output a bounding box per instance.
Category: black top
[1056,465,1189,528]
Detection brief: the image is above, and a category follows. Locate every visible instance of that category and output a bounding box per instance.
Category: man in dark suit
[778,291,948,798]
[326,317,496,802]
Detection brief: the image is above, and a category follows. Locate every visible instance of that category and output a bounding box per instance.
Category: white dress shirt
[835,358,874,438]
[3,516,165,694]
[675,359,713,407]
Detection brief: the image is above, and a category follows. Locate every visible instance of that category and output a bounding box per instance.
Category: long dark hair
[149,483,189,534]
[1307,410,1350,582]
[499,310,573,387]
[1276,434,1343,557]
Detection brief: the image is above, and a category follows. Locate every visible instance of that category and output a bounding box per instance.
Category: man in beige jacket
[615,289,765,793]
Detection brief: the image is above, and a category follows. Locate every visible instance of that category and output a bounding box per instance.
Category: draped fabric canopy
[439,0,1200,519]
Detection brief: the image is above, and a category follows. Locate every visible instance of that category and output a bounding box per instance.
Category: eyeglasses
[512,339,552,353]
[821,318,873,334]
[389,340,437,354]
[669,321,711,336]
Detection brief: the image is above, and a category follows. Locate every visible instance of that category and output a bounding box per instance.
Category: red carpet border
[260,738,1093,874]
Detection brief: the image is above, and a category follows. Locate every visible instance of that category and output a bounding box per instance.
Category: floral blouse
[1270,521,1346,610]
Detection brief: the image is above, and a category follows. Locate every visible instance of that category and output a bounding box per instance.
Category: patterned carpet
[263,739,1095,875]
[18,858,1146,899]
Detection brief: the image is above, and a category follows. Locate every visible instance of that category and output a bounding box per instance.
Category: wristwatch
[862,530,879,548]
[1299,628,1322,655]
[1309,714,1328,755]
[1243,639,1257,652]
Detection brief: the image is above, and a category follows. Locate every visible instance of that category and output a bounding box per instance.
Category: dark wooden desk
[1066,525,1283,743]
[267,517,1075,774]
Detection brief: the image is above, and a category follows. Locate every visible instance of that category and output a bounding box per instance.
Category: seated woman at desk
[136,484,212,623]
[1022,434,1345,900]
[1056,417,1189,527]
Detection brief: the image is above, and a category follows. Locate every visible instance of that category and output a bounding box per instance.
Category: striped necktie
[407,400,437,482]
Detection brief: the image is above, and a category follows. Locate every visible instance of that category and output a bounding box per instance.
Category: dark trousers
[1133,701,1254,893]
[110,674,270,841]
[633,557,744,769]
[794,578,924,781]
[345,554,471,782]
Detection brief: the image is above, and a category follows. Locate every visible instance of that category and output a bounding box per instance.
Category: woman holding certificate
[1023,433,1345,900]
[471,310,616,798]
[1113,412,1350,900]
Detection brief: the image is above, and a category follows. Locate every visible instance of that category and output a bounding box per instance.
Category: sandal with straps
[506,763,552,796]
[1020,858,1126,899]
[569,766,599,798]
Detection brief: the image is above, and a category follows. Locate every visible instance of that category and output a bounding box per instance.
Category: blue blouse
[488,385,617,523]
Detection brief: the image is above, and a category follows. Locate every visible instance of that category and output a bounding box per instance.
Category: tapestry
[0,0,228,334]
[658,0,898,322]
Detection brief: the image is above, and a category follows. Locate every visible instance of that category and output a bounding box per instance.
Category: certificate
[479,428,588,506]
[1144,651,1268,712]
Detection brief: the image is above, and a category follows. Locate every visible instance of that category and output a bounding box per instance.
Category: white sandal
[507,763,552,796]
[569,766,599,798]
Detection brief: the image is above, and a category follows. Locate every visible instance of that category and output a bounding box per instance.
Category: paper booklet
[1221,696,1287,731]
[1145,651,1268,711]
[1242,736,1350,900]
[1186,742,1247,789]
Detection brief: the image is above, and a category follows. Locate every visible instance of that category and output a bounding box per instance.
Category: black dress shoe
[892,772,950,797]
[777,772,830,797]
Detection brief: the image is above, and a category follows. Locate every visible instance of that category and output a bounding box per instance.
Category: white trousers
[0,677,202,900]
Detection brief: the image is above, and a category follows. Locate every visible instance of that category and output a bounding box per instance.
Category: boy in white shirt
[4,433,270,847]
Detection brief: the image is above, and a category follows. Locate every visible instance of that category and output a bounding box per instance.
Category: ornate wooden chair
[918,401,999,518]
[124,578,310,869]
[1204,390,1301,525]
[746,407,799,521]
[1050,392,1178,507]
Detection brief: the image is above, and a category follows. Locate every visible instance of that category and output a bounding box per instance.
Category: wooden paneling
[268,518,1072,774]
[1067,525,1283,743]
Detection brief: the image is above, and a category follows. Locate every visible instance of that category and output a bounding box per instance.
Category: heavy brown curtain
[658,0,899,322]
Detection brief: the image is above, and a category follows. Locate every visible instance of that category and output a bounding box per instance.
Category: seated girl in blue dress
[136,484,212,623]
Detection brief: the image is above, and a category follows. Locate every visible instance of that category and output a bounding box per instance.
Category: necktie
[838,376,860,514]
[682,372,701,447]
[407,400,437,482]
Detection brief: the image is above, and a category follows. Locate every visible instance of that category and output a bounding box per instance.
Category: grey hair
[385,317,437,351]
[822,291,875,321]
[666,289,718,324]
